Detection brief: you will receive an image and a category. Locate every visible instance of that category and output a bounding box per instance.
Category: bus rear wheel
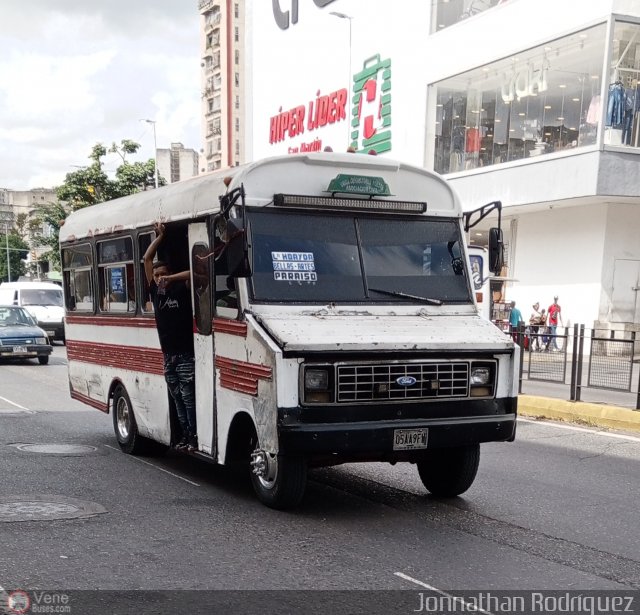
[249,438,307,510]
[416,444,480,497]
[112,384,153,455]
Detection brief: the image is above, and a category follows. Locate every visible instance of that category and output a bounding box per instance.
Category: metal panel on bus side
[189,223,216,456]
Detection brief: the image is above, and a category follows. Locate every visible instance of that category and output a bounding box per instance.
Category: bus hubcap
[250,449,277,488]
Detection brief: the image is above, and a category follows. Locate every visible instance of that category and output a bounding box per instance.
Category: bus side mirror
[488,227,504,275]
[226,218,252,278]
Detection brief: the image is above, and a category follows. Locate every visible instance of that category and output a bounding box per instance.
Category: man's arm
[143,222,165,284]
[164,270,191,283]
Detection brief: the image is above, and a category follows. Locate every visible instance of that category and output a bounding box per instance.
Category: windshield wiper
[368,287,443,306]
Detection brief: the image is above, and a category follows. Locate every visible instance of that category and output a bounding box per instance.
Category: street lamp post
[330,11,353,148]
[4,222,11,282]
[141,119,159,189]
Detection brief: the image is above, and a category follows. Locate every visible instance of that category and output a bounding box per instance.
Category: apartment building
[156,142,199,184]
[198,0,246,172]
[243,0,640,331]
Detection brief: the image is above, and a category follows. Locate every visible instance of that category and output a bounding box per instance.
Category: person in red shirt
[546,296,563,351]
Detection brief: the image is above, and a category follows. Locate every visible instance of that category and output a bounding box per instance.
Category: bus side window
[97,237,135,314]
[62,245,94,313]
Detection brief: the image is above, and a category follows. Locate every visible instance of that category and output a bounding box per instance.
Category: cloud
[0,1,200,189]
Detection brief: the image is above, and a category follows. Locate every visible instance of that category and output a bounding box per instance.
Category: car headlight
[35,337,48,345]
[302,366,334,404]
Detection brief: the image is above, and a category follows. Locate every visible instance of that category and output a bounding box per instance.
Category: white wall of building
[507,203,606,327]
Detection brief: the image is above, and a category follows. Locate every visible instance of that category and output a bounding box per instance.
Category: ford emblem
[396,376,417,387]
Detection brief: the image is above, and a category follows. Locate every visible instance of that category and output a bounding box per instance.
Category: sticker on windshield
[272,252,317,282]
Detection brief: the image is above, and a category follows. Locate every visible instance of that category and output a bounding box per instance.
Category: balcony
[204,12,222,31]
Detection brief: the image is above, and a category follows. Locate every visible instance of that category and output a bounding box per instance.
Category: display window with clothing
[431,23,607,175]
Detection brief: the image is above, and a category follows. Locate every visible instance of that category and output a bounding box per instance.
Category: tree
[0,231,29,282]
[30,139,165,268]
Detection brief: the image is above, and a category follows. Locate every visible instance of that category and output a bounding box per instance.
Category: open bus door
[189,223,216,456]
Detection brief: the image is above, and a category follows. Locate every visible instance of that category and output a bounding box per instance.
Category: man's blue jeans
[548,325,558,350]
[163,353,196,439]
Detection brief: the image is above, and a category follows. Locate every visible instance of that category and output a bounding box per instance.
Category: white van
[0,282,65,342]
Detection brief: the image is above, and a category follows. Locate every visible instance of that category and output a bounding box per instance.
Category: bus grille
[337,362,470,403]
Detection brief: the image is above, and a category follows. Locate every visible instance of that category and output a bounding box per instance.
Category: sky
[0,0,201,190]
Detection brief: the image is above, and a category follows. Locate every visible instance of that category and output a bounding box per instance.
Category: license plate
[45,330,55,336]
[12,346,28,354]
[393,428,428,450]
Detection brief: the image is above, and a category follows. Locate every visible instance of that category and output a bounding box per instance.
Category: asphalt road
[1,346,639,600]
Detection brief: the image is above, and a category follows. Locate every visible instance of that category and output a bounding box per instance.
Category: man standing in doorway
[547,296,563,351]
[144,223,197,451]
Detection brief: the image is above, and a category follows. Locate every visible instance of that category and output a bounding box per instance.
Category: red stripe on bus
[67,340,165,375]
[215,356,272,380]
[215,356,272,397]
[65,315,157,328]
[70,389,109,413]
[219,373,258,396]
[213,318,248,337]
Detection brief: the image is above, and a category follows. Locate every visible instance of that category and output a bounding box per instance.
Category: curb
[518,395,640,433]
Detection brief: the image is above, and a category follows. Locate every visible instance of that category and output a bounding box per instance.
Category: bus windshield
[248,209,471,304]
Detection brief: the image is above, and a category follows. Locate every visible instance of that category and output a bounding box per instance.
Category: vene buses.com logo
[7,591,30,614]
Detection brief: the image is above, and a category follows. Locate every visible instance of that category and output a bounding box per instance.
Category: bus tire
[416,443,480,497]
[249,438,307,509]
[112,384,151,455]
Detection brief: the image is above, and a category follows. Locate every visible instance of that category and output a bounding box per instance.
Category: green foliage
[0,231,30,282]
[29,139,166,269]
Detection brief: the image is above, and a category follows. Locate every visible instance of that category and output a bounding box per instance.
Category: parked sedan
[0,305,53,365]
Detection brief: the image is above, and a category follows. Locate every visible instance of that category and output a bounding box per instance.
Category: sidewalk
[519,379,640,433]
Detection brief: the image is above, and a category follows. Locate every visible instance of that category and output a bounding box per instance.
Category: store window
[605,21,640,147]
[430,0,509,33]
[432,24,606,174]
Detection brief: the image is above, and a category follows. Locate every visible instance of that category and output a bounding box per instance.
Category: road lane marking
[0,396,30,411]
[104,445,201,486]
[518,417,640,443]
[394,572,494,615]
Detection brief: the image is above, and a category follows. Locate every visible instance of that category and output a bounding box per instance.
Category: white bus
[60,153,518,509]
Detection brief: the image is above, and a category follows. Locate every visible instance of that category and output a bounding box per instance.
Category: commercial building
[198,0,246,172]
[156,142,199,184]
[243,0,640,331]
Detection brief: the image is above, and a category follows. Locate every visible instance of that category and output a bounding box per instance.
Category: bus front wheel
[249,442,307,510]
[112,384,151,455]
[416,443,480,497]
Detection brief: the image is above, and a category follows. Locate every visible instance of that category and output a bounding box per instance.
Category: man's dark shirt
[149,280,194,356]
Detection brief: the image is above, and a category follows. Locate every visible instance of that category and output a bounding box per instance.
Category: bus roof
[60,153,461,243]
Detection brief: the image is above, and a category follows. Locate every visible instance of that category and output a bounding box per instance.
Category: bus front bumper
[277,398,517,457]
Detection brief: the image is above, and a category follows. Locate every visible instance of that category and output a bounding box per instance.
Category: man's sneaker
[175,437,188,450]
[187,436,198,452]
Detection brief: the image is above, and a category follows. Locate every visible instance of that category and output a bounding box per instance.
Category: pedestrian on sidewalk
[546,296,563,351]
[509,301,524,345]
[529,302,543,350]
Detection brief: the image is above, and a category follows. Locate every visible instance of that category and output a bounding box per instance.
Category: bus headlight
[470,367,490,385]
[470,363,495,397]
[302,366,334,404]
